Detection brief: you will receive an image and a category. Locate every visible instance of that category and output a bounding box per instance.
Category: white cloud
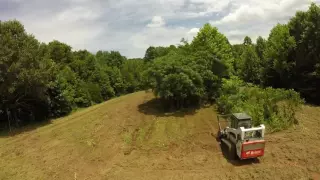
[213,0,317,26]
[180,0,231,18]
[1,0,320,58]
[20,4,105,51]
[188,28,200,35]
[226,29,262,44]
[147,16,166,28]
[189,0,230,12]
[212,0,320,44]
[213,5,265,25]
[129,26,198,56]
[57,6,101,22]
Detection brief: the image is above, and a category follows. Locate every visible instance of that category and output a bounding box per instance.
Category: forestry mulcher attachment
[217,113,265,160]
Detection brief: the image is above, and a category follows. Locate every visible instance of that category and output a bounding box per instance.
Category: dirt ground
[0,91,319,180]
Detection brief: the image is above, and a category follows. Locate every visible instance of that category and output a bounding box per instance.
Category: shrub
[216,78,304,132]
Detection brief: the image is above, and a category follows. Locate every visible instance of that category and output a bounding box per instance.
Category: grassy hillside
[0,91,320,180]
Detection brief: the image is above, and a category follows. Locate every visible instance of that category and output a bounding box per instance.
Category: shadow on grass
[218,139,261,166]
[138,98,200,117]
[0,120,52,137]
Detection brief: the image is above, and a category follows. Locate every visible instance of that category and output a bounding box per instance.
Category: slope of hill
[0,91,319,180]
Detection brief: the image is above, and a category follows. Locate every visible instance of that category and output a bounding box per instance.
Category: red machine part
[241,140,265,159]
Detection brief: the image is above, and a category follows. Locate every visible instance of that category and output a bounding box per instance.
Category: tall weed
[216,77,304,132]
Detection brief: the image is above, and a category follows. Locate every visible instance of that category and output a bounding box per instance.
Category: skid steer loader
[217,113,265,160]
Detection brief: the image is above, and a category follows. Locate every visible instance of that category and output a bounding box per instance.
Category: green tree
[89,68,115,100]
[104,67,125,96]
[47,40,73,64]
[50,66,78,109]
[288,3,320,103]
[148,55,204,109]
[262,24,296,88]
[255,36,267,60]
[243,36,252,46]
[231,44,245,75]
[200,70,221,103]
[70,50,97,80]
[239,46,261,84]
[121,59,145,93]
[96,50,110,65]
[191,23,234,76]
[144,46,176,62]
[0,20,54,129]
[96,51,126,68]
[144,46,157,62]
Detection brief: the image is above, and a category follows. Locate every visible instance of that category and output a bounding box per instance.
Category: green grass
[122,113,204,150]
[123,132,133,145]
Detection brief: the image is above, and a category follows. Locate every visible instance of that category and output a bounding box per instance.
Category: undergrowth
[216,76,304,132]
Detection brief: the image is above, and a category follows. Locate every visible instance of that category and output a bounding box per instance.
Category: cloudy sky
[1,0,319,58]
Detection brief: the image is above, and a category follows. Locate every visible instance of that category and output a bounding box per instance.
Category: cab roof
[232,113,252,120]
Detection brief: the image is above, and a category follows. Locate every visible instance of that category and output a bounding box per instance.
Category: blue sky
[1,0,319,58]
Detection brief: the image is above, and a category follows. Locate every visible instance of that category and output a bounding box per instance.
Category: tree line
[0,21,146,130]
[0,3,319,131]
[145,3,320,108]
[233,3,320,104]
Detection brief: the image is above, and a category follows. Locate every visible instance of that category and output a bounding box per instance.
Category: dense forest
[0,3,319,132]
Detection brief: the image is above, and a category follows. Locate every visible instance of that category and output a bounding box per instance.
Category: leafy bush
[147,54,205,109]
[217,77,304,132]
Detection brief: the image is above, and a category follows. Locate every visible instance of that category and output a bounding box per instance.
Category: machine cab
[230,113,264,141]
[230,113,252,129]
